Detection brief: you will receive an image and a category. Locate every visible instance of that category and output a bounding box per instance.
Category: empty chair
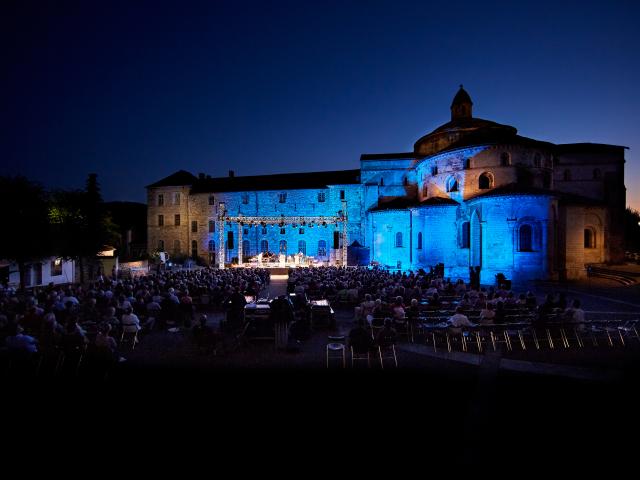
[326,335,346,368]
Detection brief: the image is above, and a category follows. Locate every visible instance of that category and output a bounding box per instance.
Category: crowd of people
[0,267,270,368]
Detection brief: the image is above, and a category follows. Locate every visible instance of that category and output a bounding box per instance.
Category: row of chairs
[417,320,640,353]
[326,335,398,368]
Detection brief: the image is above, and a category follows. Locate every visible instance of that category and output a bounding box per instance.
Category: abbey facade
[147,87,627,283]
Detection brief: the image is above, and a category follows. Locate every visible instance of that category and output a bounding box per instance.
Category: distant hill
[105,201,147,250]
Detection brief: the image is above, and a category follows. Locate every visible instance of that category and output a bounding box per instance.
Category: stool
[326,335,346,368]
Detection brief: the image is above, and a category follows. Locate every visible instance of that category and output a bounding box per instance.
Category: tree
[624,207,640,252]
[49,174,119,283]
[0,176,52,290]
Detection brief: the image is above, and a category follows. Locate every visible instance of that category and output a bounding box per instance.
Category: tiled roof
[190,169,361,194]
[146,170,198,188]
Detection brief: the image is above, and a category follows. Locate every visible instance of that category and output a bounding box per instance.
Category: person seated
[428,292,441,307]
[5,323,38,355]
[61,317,89,354]
[391,297,407,328]
[406,299,420,325]
[375,319,398,348]
[447,307,475,328]
[534,294,555,325]
[564,299,586,330]
[479,303,496,325]
[121,307,142,334]
[95,323,124,362]
[349,319,373,354]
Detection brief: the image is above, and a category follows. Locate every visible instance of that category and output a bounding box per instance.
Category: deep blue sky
[2,0,639,209]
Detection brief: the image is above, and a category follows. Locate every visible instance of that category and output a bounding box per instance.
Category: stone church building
[147,87,627,283]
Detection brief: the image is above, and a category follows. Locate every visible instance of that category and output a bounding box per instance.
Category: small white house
[2,257,75,288]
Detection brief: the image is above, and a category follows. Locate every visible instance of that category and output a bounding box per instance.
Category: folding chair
[326,335,346,368]
[350,346,371,368]
[378,344,398,368]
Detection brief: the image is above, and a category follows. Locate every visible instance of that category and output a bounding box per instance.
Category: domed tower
[451,85,473,120]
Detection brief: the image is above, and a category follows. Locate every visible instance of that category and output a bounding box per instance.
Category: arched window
[242,240,250,256]
[318,240,327,257]
[563,169,572,181]
[260,240,269,254]
[446,176,459,192]
[460,222,470,249]
[519,224,533,252]
[417,232,423,250]
[298,240,306,255]
[395,232,403,247]
[173,240,181,253]
[478,172,493,190]
[208,240,215,252]
[584,228,596,248]
[593,168,602,180]
[279,240,287,254]
[500,152,511,166]
[533,153,542,167]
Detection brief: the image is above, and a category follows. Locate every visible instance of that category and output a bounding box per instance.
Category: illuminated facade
[147,87,627,282]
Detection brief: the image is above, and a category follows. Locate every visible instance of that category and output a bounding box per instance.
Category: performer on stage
[257,252,263,267]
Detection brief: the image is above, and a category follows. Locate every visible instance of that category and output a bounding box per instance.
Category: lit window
[519,225,533,252]
[460,222,470,249]
[395,232,403,247]
[584,228,596,248]
[51,258,63,276]
[478,172,493,190]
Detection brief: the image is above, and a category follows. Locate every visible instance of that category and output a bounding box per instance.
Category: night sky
[2,0,639,209]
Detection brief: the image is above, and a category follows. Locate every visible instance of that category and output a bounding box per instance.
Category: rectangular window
[340,190,345,200]
[431,166,438,176]
[209,220,215,233]
[208,195,215,205]
[51,258,63,276]
[158,194,164,206]
[279,193,287,203]
[158,215,164,226]
[318,192,326,202]
[243,228,248,235]
[242,194,249,204]
[174,214,181,226]
[174,193,181,205]
[191,221,198,233]
[158,240,165,251]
